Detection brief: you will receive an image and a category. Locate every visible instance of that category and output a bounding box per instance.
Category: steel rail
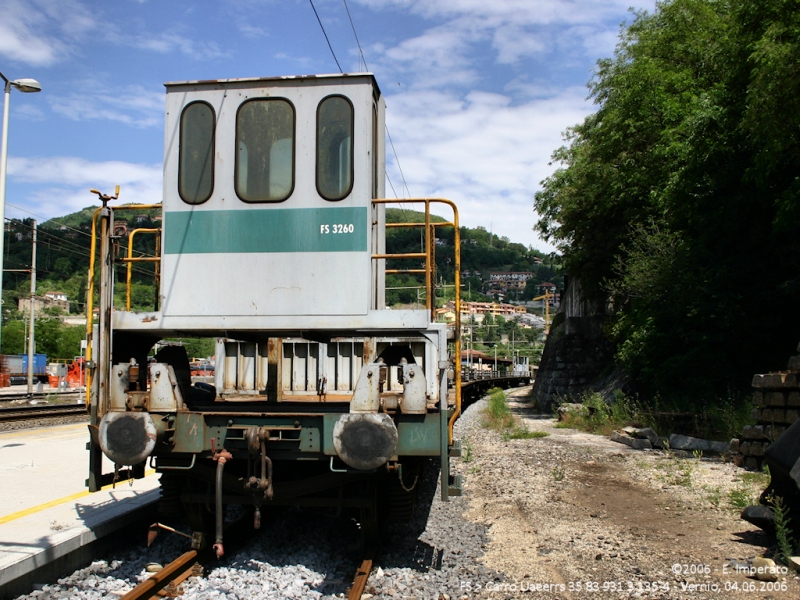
[0,404,87,422]
[119,550,199,600]
[347,551,375,600]
[0,390,82,402]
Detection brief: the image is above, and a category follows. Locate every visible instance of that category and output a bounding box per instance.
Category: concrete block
[766,391,786,407]
[752,374,766,388]
[772,408,786,423]
[763,373,786,388]
[729,438,740,454]
[753,391,765,407]
[750,442,765,457]
[783,372,798,387]
[762,408,773,422]
[786,409,799,425]
[787,355,800,370]
[751,408,762,421]
[743,425,766,440]
[765,425,786,441]
[788,392,800,407]
[610,430,652,450]
[668,433,729,454]
[740,441,751,456]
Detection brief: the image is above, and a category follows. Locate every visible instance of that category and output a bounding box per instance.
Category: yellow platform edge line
[0,469,157,526]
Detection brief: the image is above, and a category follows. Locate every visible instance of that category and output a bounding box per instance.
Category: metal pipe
[212,450,232,558]
[26,220,36,395]
[84,208,102,407]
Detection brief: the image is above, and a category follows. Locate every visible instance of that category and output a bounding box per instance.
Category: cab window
[179,101,215,204]
[235,98,295,202]
[317,95,354,201]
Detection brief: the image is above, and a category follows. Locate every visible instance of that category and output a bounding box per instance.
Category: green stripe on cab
[164,207,368,254]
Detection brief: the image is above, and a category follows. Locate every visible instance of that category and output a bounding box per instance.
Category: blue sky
[0,0,654,252]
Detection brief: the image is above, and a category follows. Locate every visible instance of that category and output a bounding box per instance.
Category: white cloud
[383,86,592,251]
[124,31,228,60]
[13,103,46,122]
[6,156,162,219]
[0,0,96,66]
[48,84,164,128]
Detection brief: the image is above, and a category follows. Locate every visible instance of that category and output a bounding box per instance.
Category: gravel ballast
[13,387,800,599]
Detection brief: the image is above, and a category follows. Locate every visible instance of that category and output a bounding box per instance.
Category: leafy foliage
[534,0,800,401]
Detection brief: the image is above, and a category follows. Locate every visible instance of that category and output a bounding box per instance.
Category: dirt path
[453,387,800,599]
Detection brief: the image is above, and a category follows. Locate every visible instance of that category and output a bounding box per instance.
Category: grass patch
[736,471,770,487]
[555,391,640,436]
[502,428,549,441]
[483,388,515,431]
[483,388,549,442]
[654,457,695,487]
[728,486,757,510]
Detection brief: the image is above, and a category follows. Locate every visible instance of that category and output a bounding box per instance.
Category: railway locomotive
[85,73,463,554]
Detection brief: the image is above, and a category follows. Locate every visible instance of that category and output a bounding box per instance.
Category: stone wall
[732,345,800,470]
[531,278,618,411]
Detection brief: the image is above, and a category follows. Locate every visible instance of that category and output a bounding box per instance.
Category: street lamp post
[493,344,497,374]
[0,72,41,355]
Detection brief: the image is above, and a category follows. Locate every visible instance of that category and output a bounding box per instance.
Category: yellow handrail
[371,198,461,445]
[125,228,161,311]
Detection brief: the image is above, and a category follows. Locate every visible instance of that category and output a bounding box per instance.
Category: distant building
[18,291,70,315]
[489,271,534,291]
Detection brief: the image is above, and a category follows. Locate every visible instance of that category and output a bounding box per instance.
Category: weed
[767,495,797,566]
[502,427,549,441]
[483,388,514,431]
[469,464,481,475]
[552,465,566,482]
[705,485,722,508]
[736,471,770,487]
[655,457,694,487]
[462,440,473,463]
[554,391,641,436]
[692,449,703,460]
[484,389,550,441]
[728,486,756,511]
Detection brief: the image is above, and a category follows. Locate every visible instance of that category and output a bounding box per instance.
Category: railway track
[118,546,376,600]
[0,389,83,402]
[0,403,87,422]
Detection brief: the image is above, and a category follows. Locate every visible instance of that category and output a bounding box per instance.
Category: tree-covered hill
[1,205,558,356]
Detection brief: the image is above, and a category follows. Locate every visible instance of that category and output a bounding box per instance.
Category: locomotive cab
[86,74,462,550]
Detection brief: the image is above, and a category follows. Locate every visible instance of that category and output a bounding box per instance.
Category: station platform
[0,423,160,598]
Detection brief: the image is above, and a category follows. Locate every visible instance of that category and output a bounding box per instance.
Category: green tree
[534,0,800,401]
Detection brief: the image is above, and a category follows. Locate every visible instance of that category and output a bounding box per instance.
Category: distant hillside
[0,205,561,313]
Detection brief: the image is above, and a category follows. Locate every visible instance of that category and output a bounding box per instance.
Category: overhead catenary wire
[309,0,343,73]
[385,125,411,198]
[342,0,368,72]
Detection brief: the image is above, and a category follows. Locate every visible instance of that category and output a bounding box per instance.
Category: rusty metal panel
[173,412,205,453]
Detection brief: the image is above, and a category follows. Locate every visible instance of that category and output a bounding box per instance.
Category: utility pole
[27,220,36,395]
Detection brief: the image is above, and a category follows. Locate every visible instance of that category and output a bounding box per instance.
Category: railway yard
[1,386,797,600]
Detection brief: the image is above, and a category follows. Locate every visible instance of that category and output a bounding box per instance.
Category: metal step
[448,473,463,497]
[448,439,462,458]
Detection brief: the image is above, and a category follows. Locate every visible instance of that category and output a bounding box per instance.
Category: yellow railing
[371,198,461,445]
[85,204,161,407]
